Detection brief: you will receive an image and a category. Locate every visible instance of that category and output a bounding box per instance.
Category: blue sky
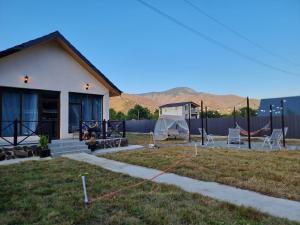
[1,0,300,99]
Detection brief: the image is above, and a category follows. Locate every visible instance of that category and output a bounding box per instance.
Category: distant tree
[116,111,127,120]
[109,108,117,120]
[205,110,223,118]
[127,104,151,120]
[110,108,127,120]
[234,107,257,117]
[150,109,159,120]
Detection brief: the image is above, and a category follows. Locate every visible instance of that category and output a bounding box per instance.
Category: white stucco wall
[0,41,111,139]
[160,106,184,116]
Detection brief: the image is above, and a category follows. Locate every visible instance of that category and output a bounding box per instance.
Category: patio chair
[262,127,288,149]
[227,128,242,148]
[198,128,214,146]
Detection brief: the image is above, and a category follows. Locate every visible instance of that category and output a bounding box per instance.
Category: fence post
[48,121,52,143]
[201,100,204,145]
[281,99,286,147]
[269,104,273,135]
[205,106,208,133]
[188,103,191,142]
[233,107,236,128]
[13,119,18,146]
[79,120,83,141]
[122,120,126,138]
[246,97,251,149]
[102,119,106,139]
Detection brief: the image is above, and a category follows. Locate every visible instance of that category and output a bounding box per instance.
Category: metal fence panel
[125,115,300,138]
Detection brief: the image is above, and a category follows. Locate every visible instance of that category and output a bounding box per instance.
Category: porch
[0,119,126,147]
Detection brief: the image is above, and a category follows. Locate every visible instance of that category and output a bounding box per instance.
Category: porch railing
[79,120,126,141]
[0,119,56,146]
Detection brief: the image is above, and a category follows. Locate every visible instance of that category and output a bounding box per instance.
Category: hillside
[110,87,259,114]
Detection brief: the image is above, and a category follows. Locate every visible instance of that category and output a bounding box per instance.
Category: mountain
[110,87,259,114]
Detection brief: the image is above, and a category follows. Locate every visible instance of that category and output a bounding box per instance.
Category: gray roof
[258,96,300,116]
[159,101,199,108]
[0,31,122,96]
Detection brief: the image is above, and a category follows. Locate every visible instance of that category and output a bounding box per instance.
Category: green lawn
[104,134,300,201]
[126,132,300,147]
[0,158,298,225]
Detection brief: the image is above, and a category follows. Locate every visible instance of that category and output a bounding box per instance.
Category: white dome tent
[153,115,189,141]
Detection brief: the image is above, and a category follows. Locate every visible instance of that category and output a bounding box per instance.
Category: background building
[159,101,199,119]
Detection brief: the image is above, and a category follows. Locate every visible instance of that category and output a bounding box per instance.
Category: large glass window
[1,91,38,136]
[69,93,102,132]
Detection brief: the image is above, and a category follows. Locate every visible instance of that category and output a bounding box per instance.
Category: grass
[0,158,299,225]
[126,133,195,146]
[126,132,300,146]
[104,133,300,201]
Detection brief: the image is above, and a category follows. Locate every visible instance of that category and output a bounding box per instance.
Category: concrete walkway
[64,153,300,223]
[92,145,144,155]
[0,156,52,166]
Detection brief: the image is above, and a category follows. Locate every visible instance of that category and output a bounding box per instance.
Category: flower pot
[90,145,97,152]
[40,149,51,158]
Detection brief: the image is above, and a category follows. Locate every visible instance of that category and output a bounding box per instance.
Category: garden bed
[88,137,128,151]
[0,145,40,161]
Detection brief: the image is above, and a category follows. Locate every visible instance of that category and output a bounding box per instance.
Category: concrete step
[50,141,86,148]
[50,144,89,153]
[52,149,91,157]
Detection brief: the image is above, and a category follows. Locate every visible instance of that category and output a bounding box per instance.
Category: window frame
[68,92,103,133]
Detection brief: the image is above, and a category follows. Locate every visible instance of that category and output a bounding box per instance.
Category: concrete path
[93,145,144,155]
[0,156,52,166]
[64,153,300,223]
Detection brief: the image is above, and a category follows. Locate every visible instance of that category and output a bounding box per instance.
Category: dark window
[1,90,38,136]
[69,93,102,132]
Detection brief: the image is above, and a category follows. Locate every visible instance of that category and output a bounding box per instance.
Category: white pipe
[81,176,89,204]
[194,143,198,156]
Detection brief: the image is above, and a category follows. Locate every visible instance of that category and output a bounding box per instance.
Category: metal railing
[79,120,126,141]
[0,119,56,146]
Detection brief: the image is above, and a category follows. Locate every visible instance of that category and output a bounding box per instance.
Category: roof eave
[0,31,122,96]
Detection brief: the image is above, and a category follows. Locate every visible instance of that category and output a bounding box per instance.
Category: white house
[0,31,121,141]
[159,101,199,119]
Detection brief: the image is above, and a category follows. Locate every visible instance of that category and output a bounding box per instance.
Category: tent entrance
[153,115,189,141]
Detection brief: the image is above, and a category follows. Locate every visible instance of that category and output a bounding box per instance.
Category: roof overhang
[0,31,122,97]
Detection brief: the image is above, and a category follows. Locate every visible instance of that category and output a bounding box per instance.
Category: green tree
[127,104,151,120]
[109,108,118,120]
[234,107,257,117]
[205,110,223,118]
[150,109,159,120]
[116,111,127,120]
[110,108,127,120]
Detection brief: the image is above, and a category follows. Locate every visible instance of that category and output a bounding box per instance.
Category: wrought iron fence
[0,119,57,146]
[78,120,126,141]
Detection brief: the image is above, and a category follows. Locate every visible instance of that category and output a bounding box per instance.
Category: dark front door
[39,91,60,140]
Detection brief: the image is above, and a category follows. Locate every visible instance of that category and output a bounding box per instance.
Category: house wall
[0,41,110,139]
[160,104,199,119]
[160,106,184,116]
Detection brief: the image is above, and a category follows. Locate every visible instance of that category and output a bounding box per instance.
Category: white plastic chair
[262,128,288,149]
[227,128,242,148]
[198,128,214,146]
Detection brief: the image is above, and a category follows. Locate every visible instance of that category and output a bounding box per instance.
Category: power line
[183,0,300,68]
[135,0,300,77]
